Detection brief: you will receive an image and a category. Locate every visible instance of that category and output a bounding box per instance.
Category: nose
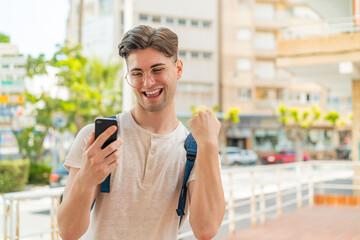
[143,72,156,88]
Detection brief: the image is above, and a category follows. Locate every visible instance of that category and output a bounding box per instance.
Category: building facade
[66,0,219,113]
[219,0,354,157]
[66,0,355,159]
[0,43,26,159]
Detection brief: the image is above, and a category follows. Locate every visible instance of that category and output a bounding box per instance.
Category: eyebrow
[129,63,166,72]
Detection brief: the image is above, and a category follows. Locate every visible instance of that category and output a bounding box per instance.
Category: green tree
[50,43,122,133]
[13,92,64,163]
[0,33,10,43]
[278,104,321,162]
[26,54,48,77]
[13,42,122,165]
[324,110,342,152]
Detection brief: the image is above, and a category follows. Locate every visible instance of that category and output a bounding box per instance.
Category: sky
[0,0,69,58]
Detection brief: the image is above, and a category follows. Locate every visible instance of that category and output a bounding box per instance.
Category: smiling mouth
[143,88,163,98]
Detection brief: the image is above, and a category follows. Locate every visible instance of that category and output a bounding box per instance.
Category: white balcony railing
[282,15,360,39]
[1,161,360,240]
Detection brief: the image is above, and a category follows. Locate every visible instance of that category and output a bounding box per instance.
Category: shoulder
[78,123,95,137]
[178,122,190,136]
[74,123,95,145]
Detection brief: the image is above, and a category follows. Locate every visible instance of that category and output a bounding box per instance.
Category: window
[203,52,212,59]
[237,59,252,71]
[191,20,199,27]
[304,93,320,103]
[152,16,161,23]
[279,89,288,100]
[139,14,148,21]
[191,52,199,58]
[178,19,186,25]
[238,89,251,100]
[312,93,320,103]
[237,28,251,41]
[166,17,174,24]
[347,96,352,110]
[14,65,25,69]
[254,32,276,50]
[179,51,186,57]
[203,21,211,27]
[255,61,275,79]
[255,3,275,20]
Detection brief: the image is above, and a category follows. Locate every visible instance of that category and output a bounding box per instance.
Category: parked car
[261,150,310,165]
[49,164,69,187]
[220,147,258,166]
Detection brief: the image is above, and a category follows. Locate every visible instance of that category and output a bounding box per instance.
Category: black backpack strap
[100,115,117,193]
[176,132,197,227]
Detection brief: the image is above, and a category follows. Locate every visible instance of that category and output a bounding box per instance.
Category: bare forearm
[57,175,97,240]
[189,142,225,239]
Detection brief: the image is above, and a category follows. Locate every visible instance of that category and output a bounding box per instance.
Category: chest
[114,131,187,193]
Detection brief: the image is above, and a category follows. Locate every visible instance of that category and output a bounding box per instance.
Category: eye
[151,67,165,74]
[131,71,143,77]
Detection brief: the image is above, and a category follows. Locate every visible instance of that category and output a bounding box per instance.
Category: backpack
[98,116,197,227]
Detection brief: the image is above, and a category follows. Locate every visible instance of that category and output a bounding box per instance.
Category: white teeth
[145,89,161,95]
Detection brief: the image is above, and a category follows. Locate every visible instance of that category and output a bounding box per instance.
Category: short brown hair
[118,25,178,61]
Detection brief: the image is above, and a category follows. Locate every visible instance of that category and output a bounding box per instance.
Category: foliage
[28,162,52,185]
[0,32,10,43]
[0,159,30,193]
[224,107,240,124]
[13,92,64,163]
[278,104,321,129]
[13,42,122,165]
[50,43,122,133]
[324,111,340,126]
[277,104,321,162]
[26,54,48,77]
[13,127,47,163]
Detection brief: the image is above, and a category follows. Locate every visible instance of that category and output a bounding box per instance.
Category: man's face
[126,47,183,112]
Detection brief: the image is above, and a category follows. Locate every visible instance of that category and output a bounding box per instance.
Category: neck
[131,103,179,134]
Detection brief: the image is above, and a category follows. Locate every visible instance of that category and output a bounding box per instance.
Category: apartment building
[66,0,219,113]
[0,43,26,159]
[219,0,346,152]
[220,0,330,115]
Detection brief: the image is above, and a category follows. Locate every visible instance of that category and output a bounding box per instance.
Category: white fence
[179,160,360,239]
[1,161,359,240]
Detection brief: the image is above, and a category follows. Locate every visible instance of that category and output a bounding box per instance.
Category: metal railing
[2,187,63,240]
[281,15,360,39]
[179,160,360,239]
[1,161,359,240]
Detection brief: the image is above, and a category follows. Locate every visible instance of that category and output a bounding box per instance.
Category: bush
[0,159,30,193]
[28,162,52,185]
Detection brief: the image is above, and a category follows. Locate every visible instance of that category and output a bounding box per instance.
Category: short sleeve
[64,124,94,170]
[185,154,221,187]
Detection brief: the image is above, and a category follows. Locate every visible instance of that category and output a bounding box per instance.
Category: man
[57,25,225,240]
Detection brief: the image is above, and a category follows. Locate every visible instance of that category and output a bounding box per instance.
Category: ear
[176,59,183,80]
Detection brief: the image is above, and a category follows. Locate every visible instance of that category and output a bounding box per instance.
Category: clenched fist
[189,109,221,145]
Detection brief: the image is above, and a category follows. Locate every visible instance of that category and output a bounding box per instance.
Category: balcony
[254,49,277,59]
[277,16,360,67]
[254,18,287,30]
[254,69,292,88]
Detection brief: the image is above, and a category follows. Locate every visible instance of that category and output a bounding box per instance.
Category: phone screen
[95,118,118,149]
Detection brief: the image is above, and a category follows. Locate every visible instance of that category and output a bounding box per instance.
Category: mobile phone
[95,117,118,149]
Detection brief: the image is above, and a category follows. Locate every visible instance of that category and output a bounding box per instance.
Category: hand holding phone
[95,117,118,149]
